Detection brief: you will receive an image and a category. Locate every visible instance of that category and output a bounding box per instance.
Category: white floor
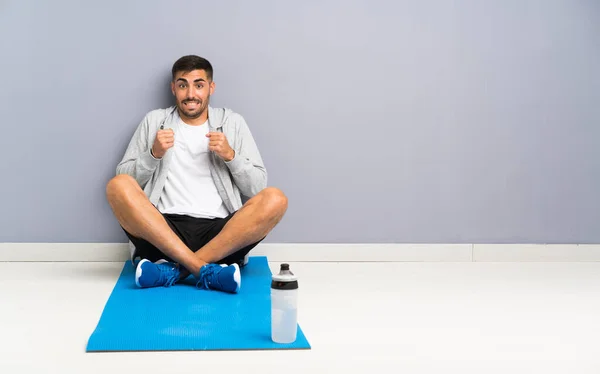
[1,260,600,373]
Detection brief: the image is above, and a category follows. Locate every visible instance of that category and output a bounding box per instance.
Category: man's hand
[151,128,174,159]
[206,132,235,161]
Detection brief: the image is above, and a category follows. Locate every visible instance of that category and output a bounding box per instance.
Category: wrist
[224,149,235,162]
[150,148,162,160]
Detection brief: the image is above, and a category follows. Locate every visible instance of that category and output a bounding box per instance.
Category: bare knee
[259,187,288,217]
[106,174,138,202]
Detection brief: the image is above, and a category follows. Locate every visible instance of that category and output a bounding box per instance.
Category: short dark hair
[171,55,213,81]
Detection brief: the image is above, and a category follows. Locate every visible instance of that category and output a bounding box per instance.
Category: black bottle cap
[271,280,298,290]
[271,263,298,290]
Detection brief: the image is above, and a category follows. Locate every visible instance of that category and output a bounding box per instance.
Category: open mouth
[183,101,200,109]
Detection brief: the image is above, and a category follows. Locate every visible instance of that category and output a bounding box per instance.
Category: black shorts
[124,211,261,268]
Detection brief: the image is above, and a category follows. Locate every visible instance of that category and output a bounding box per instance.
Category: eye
[179,84,186,89]
[196,84,204,89]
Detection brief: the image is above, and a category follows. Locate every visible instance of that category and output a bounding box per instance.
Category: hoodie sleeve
[115,113,160,189]
[224,114,268,197]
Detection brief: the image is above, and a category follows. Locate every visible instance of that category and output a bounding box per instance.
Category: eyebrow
[176,78,207,83]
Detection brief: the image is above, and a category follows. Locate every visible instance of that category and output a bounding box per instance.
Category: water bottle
[271,263,298,343]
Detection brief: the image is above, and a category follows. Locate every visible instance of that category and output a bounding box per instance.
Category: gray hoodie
[116,105,267,213]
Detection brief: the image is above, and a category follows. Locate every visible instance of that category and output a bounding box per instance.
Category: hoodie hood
[161,105,233,131]
[208,106,233,130]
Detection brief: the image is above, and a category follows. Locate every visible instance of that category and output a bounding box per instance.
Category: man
[106,55,287,294]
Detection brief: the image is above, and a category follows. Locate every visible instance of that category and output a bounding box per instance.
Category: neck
[178,108,208,126]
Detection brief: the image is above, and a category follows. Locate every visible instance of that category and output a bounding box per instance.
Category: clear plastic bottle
[271,263,298,343]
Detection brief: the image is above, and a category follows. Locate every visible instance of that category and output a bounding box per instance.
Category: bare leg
[106,175,288,278]
[105,175,206,275]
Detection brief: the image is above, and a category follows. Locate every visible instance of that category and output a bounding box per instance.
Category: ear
[209,80,216,95]
[170,81,175,96]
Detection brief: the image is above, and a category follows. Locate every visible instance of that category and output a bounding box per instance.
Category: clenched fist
[151,128,174,159]
[206,132,235,161]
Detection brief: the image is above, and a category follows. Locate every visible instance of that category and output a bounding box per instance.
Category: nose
[186,86,194,99]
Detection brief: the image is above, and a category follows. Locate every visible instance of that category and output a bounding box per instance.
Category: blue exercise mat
[86,256,310,351]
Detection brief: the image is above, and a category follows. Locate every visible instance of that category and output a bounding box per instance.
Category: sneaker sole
[233,263,241,293]
[135,259,150,288]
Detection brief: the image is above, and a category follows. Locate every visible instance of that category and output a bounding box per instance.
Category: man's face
[171,69,214,120]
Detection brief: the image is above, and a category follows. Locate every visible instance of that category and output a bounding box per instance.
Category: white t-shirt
[157,118,229,219]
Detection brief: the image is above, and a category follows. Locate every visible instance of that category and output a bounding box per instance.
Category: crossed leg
[105,174,288,277]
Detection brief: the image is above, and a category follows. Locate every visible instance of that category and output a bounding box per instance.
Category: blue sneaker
[135,259,180,288]
[196,263,241,293]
